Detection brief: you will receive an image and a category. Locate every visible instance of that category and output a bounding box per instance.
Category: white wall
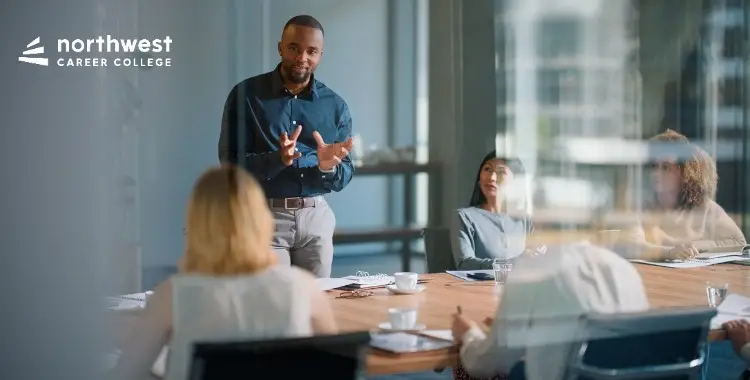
[137,0,235,268]
[136,0,393,269]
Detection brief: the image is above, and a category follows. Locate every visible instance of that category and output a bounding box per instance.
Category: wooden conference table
[111,263,750,376]
[329,264,750,375]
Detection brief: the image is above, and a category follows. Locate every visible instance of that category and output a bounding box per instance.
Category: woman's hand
[724,319,750,357]
[451,313,478,344]
[664,243,699,260]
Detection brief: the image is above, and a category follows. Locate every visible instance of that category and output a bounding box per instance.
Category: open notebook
[696,245,750,260]
[710,294,750,329]
[630,255,748,268]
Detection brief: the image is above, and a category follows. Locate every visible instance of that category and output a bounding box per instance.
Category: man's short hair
[283,15,324,36]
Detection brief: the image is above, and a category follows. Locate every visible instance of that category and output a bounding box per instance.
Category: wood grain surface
[110,263,750,376]
[330,264,750,375]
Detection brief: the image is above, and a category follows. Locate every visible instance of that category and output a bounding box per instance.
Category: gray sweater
[451,207,534,270]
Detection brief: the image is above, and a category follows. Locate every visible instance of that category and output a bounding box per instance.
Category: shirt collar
[271,63,319,98]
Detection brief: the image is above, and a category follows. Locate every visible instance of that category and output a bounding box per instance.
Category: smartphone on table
[466,272,494,281]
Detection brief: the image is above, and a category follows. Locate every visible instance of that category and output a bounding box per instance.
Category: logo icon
[19,37,49,66]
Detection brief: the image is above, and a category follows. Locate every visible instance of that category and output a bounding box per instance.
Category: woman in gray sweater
[451,151,539,271]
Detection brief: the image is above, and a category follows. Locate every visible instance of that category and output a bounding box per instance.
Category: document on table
[630,255,748,269]
[696,245,749,260]
[316,278,355,291]
[105,292,148,311]
[446,270,493,281]
[419,329,453,342]
[711,294,750,329]
[341,274,394,289]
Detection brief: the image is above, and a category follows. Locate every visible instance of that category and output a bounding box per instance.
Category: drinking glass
[706,282,729,307]
[492,259,513,285]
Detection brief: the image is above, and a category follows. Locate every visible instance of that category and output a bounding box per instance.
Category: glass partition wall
[495,0,750,238]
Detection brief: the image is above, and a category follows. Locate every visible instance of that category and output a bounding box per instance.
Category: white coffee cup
[394,272,418,290]
[388,307,418,329]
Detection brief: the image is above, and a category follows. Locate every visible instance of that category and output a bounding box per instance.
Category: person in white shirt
[451,242,650,380]
[109,165,338,380]
[723,319,750,380]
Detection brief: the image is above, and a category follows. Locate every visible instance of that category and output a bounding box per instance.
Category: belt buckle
[284,197,301,209]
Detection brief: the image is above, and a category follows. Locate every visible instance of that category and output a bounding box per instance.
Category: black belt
[268,197,316,209]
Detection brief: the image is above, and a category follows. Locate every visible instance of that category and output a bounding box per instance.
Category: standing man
[219,15,354,278]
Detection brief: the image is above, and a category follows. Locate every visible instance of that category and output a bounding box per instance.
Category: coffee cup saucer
[378,322,426,332]
[386,284,426,295]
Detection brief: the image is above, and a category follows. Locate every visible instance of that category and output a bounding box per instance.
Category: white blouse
[112,265,315,380]
[459,241,650,380]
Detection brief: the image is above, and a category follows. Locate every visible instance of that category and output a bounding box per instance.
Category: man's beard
[283,65,310,84]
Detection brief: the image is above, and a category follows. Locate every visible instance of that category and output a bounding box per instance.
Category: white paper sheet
[630,255,749,268]
[710,294,750,329]
[151,346,169,378]
[343,275,394,287]
[420,329,454,342]
[315,278,355,291]
[105,292,149,311]
[696,251,745,260]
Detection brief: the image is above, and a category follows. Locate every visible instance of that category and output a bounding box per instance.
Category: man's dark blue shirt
[219,65,354,198]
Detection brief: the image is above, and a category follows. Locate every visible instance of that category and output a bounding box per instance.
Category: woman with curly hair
[619,129,746,261]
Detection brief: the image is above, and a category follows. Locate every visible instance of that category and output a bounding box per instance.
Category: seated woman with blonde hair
[618,129,746,261]
[110,165,337,380]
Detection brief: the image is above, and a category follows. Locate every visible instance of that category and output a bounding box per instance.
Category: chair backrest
[188,331,371,380]
[422,227,456,273]
[168,268,313,379]
[568,307,717,380]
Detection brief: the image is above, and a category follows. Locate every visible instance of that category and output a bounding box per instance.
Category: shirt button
[294,95,298,99]
[265,178,270,181]
[292,120,296,125]
[300,174,304,178]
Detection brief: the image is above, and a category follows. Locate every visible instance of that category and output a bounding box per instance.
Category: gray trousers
[270,196,336,278]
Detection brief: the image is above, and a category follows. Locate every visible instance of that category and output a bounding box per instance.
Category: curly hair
[649,129,717,209]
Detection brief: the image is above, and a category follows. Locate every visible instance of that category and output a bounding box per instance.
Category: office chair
[422,227,456,273]
[568,306,716,380]
[188,331,371,380]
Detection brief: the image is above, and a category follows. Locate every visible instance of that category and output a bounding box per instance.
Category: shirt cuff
[318,166,336,175]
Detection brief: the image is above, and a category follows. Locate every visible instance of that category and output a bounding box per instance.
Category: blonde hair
[180,165,276,275]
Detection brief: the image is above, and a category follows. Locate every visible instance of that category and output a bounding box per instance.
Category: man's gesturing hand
[280,125,303,166]
[312,131,353,171]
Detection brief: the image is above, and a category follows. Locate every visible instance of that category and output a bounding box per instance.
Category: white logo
[19,37,49,66]
[18,35,172,68]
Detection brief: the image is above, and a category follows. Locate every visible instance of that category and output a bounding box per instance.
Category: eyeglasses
[336,290,373,299]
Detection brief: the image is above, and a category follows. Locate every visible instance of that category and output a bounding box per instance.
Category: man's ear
[277,41,282,56]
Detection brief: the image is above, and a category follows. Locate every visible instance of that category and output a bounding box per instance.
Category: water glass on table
[492,259,513,285]
[706,282,729,307]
